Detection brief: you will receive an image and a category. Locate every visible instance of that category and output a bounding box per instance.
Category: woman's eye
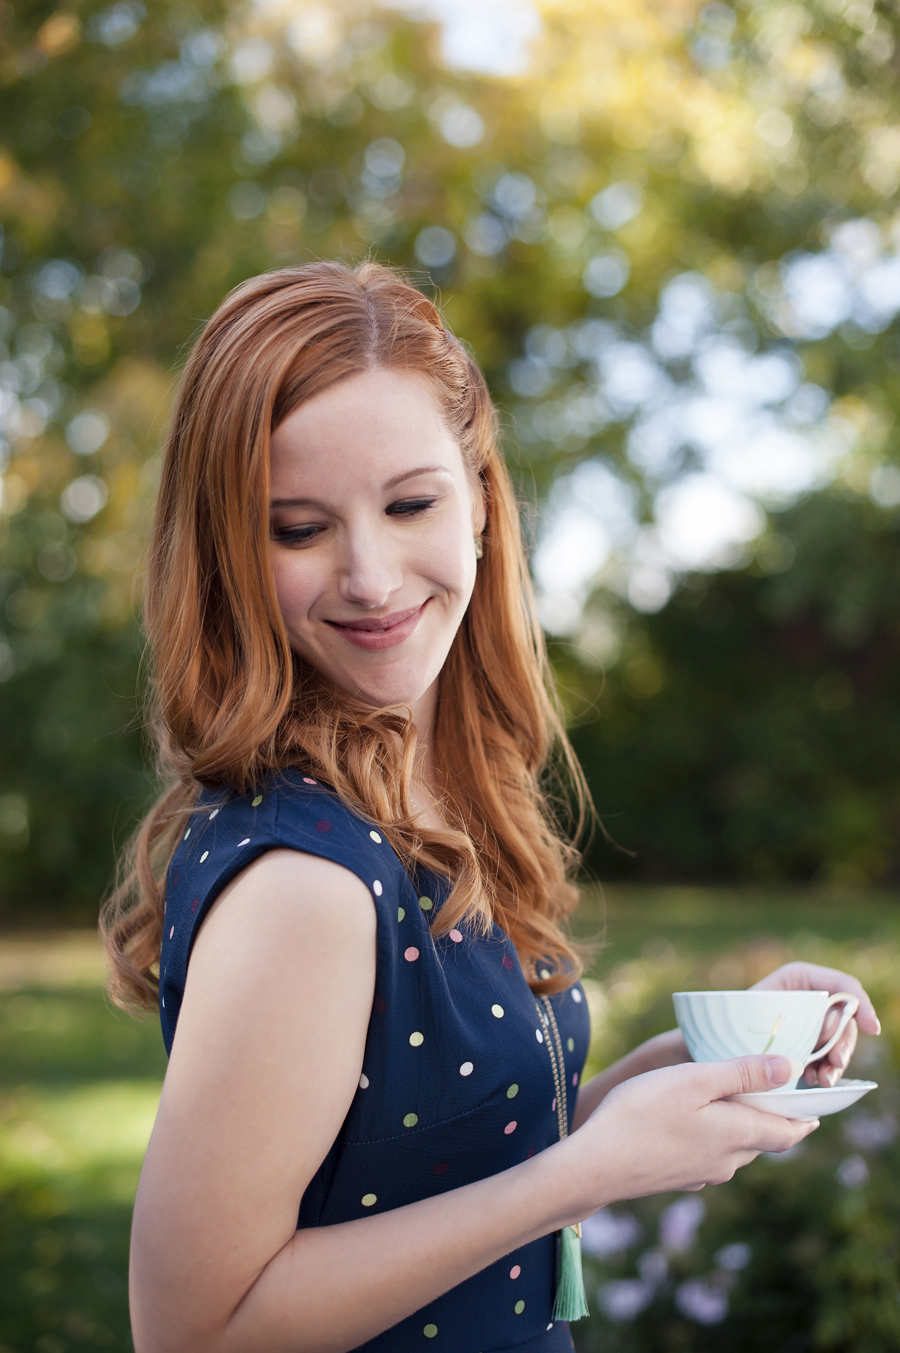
[271,524,324,546]
[386,497,436,518]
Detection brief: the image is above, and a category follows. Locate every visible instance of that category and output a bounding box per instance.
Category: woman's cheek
[272,555,319,630]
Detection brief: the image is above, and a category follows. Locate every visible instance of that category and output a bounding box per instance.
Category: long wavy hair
[101,260,591,1012]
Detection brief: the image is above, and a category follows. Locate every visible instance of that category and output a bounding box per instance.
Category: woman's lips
[325,602,428,651]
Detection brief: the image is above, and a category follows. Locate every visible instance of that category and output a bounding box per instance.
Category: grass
[0,888,897,1351]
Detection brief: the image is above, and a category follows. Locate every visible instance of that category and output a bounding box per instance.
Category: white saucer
[728,1078,878,1120]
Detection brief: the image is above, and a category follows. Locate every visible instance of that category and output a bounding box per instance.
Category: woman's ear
[472,472,488,537]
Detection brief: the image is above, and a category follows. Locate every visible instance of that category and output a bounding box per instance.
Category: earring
[474,535,484,559]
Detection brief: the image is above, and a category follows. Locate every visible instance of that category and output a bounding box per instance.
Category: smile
[324,602,429,651]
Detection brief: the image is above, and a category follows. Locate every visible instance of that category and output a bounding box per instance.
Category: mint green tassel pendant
[552,1223,589,1322]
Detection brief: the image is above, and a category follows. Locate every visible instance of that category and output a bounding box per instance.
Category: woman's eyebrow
[270,465,453,509]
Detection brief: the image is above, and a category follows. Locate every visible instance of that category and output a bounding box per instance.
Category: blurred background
[1,0,899,1348]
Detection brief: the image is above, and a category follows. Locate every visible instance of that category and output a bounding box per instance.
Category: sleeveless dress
[159,769,591,1352]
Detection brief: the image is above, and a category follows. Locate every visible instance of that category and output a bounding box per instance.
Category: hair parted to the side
[100,259,593,1012]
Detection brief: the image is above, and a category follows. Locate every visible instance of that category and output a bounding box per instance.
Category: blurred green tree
[2,0,900,914]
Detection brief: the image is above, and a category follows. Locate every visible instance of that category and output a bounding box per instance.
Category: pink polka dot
[404,947,420,962]
[374,997,387,1013]
[526,1147,536,1159]
[303,777,317,784]
[315,820,332,833]
[432,1161,449,1175]
[502,955,514,970]
[509,1265,521,1280]
[504,1121,517,1135]
[190,898,199,913]
[169,925,174,939]
[172,871,179,885]
[449,929,463,943]
[573,1072,578,1086]
[551,1097,556,1113]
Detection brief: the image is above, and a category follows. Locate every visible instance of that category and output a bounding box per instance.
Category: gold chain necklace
[535,994,589,1323]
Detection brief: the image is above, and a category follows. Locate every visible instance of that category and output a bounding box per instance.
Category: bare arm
[130,851,815,1353]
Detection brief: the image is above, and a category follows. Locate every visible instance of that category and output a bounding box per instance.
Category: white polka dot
[373,879,383,896]
[200,851,209,863]
[209,808,219,820]
[359,1073,370,1089]
[459,1061,474,1076]
[539,968,550,979]
[183,828,191,840]
[572,988,583,1004]
[409,1031,424,1047]
[449,929,463,943]
[237,838,250,847]
[547,1324,553,1331]
[404,946,420,962]
[535,1029,544,1043]
[169,925,174,939]
[161,996,165,1007]
[491,1004,504,1019]
[369,830,382,843]
[567,1037,575,1052]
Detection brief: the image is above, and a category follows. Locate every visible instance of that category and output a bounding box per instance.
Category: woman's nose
[337,526,404,609]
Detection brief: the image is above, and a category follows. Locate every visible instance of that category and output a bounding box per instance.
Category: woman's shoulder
[159,770,405,1051]
[177,770,397,870]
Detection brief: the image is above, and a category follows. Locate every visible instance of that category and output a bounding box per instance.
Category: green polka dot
[506,1083,519,1099]
[403,1112,418,1128]
[251,795,263,807]
[423,1326,438,1339]
[514,1299,525,1315]
[567,1037,575,1052]
[361,1193,377,1207]
[398,907,406,922]
[409,1031,424,1047]
[200,851,209,863]
[419,896,433,911]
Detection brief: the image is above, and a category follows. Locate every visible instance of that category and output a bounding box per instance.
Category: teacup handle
[804,992,860,1066]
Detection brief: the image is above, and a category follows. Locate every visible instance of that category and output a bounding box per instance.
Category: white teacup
[673,989,860,1090]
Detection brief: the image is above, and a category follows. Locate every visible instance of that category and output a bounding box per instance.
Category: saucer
[728,1078,878,1120]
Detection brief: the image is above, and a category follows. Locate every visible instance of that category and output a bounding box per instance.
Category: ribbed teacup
[673,990,859,1090]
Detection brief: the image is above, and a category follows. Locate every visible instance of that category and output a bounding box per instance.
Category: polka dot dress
[159,770,589,1353]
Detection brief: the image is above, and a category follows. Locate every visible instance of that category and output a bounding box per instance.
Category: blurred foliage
[1,902,898,1351]
[564,490,900,885]
[2,0,900,913]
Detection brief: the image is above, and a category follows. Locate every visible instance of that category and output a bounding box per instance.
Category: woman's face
[268,367,485,715]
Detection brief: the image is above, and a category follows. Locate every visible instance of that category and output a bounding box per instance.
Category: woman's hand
[567,1053,817,1213]
[751,961,880,1087]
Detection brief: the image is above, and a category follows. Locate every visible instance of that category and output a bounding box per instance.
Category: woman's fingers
[753,961,881,1036]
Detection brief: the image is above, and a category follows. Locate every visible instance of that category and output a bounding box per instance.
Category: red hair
[101,260,590,1009]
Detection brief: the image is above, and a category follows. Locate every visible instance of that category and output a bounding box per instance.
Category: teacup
[672,990,860,1090]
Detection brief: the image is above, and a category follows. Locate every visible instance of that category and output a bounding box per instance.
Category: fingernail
[766,1055,797,1086]
[875,1018,882,1035]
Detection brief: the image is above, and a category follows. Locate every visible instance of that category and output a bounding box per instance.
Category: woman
[103,261,878,1353]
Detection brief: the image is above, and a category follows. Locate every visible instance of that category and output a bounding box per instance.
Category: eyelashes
[271,498,438,546]
[385,497,437,517]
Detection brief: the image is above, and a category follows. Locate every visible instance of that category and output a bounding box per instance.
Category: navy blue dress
[159,769,590,1352]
